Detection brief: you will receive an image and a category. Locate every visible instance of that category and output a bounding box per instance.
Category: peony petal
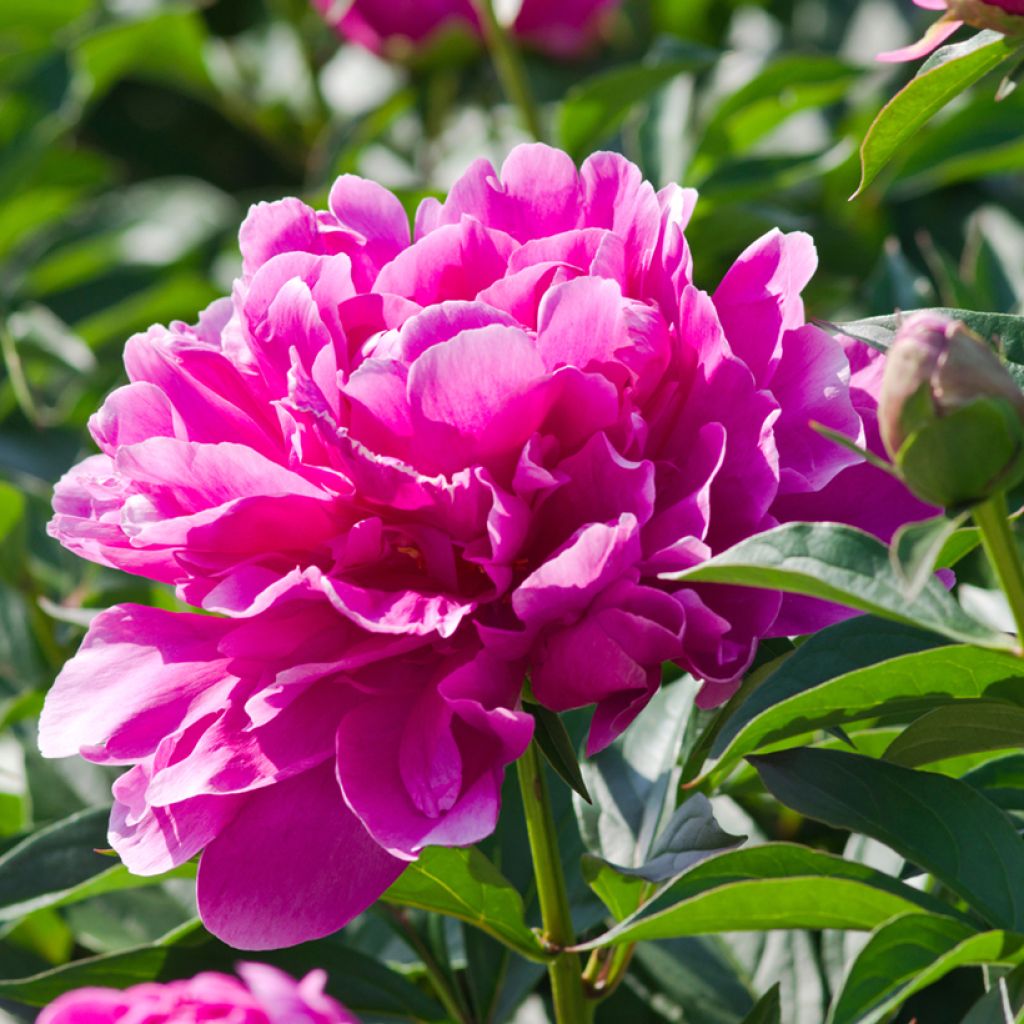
[713,229,817,385]
[39,605,234,761]
[197,763,405,949]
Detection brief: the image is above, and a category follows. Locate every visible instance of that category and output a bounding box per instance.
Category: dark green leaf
[0,807,194,923]
[576,677,699,870]
[712,635,1024,774]
[524,701,591,804]
[573,843,956,951]
[962,753,1024,813]
[668,523,1011,649]
[752,748,1024,929]
[831,310,1024,390]
[831,913,1024,1024]
[630,936,759,1024]
[618,793,745,883]
[884,701,1024,767]
[742,984,782,1024]
[959,961,1024,1023]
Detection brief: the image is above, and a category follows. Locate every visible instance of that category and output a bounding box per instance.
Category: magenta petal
[713,229,817,385]
[39,605,234,761]
[769,324,863,494]
[328,174,411,254]
[513,514,641,627]
[110,764,243,875]
[239,198,326,275]
[336,651,529,857]
[197,763,405,949]
[877,17,961,62]
[374,218,511,305]
[408,323,550,467]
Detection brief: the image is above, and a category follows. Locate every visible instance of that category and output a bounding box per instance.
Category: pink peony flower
[879,0,1024,62]
[42,143,929,949]
[37,963,359,1024]
[312,0,621,59]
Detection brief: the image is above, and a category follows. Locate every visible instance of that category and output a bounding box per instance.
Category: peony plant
[38,138,933,997]
[6,2,1024,1020]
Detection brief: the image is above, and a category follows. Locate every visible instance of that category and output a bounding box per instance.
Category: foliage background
[3,0,1024,1021]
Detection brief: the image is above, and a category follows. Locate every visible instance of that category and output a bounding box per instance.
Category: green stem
[469,0,545,141]
[974,492,1024,646]
[516,741,588,1023]
[382,907,472,1024]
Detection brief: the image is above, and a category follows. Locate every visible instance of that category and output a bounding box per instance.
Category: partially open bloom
[37,964,359,1024]
[42,143,929,949]
[879,0,1024,62]
[312,0,621,59]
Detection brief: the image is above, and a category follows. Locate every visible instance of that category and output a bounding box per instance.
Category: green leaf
[712,631,1024,774]
[696,55,859,165]
[742,984,782,1024]
[667,522,1010,649]
[884,701,1024,767]
[960,961,1024,1023]
[962,753,1024,812]
[938,525,985,569]
[524,701,591,805]
[573,843,956,951]
[891,512,968,598]
[630,936,761,1024]
[0,482,25,546]
[0,925,446,1020]
[830,913,1024,1024]
[581,855,648,922]
[752,748,1024,929]
[0,807,194,923]
[616,793,745,883]
[576,676,700,871]
[832,309,1024,389]
[382,845,545,961]
[73,11,213,105]
[557,46,716,160]
[855,32,1023,196]
[581,793,745,921]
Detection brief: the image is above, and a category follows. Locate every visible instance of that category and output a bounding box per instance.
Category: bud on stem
[879,312,1024,510]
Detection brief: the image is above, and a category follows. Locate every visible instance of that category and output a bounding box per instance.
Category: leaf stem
[469,0,545,141]
[973,492,1024,647]
[516,741,589,1023]
[382,906,473,1024]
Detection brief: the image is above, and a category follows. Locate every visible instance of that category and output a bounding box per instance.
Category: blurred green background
[2,0,1024,1018]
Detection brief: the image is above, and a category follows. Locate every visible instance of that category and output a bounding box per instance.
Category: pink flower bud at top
[950,0,1024,32]
[879,311,1024,507]
[879,1,1024,63]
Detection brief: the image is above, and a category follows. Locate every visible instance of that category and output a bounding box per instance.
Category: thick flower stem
[469,0,545,141]
[974,492,1024,647]
[516,741,589,1024]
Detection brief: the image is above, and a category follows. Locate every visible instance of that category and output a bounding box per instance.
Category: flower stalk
[516,741,589,1023]
[470,0,545,140]
[973,492,1024,647]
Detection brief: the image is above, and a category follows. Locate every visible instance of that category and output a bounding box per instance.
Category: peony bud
[879,312,1024,508]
